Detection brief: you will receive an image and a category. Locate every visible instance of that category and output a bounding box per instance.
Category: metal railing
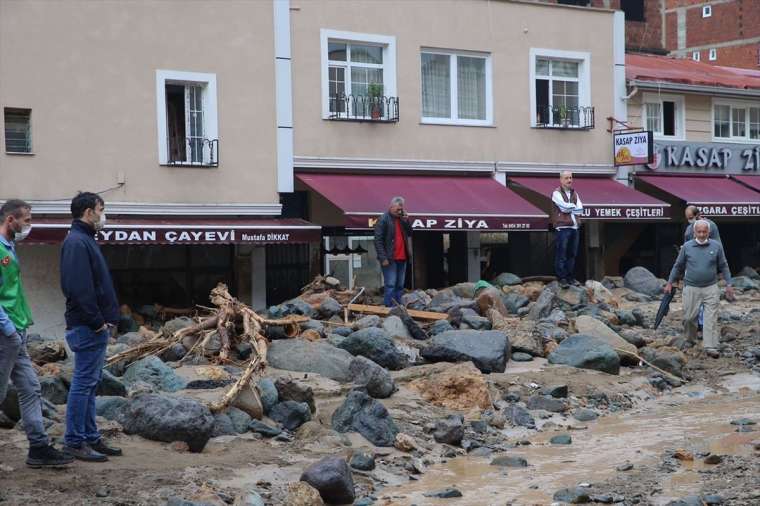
[535,105,595,130]
[328,95,399,122]
[166,137,219,167]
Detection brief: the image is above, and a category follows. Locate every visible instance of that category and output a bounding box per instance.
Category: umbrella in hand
[654,286,676,330]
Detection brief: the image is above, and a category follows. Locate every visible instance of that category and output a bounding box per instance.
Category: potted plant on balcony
[557,105,570,127]
[368,83,384,120]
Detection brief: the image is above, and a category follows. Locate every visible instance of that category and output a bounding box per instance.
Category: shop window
[713,100,760,141]
[4,108,32,153]
[530,49,593,129]
[621,0,645,22]
[421,49,492,125]
[323,236,381,290]
[643,93,684,139]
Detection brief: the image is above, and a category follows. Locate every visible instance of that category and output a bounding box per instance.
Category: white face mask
[14,224,32,242]
[688,218,696,224]
[94,211,107,232]
[695,237,708,245]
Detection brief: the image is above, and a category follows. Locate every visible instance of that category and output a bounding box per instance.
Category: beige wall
[291,0,616,167]
[0,0,279,205]
[627,92,713,142]
[16,245,67,338]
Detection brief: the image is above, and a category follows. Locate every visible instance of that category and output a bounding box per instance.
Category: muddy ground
[1,287,759,506]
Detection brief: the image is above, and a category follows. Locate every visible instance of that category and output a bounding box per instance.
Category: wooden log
[347,304,448,321]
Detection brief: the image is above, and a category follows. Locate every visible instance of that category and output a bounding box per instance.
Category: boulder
[27,340,67,365]
[639,346,687,378]
[554,487,591,504]
[286,482,325,506]
[557,285,589,308]
[267,339,355,382]
[421,330,510,373]
[491,272,522,287]
[95,396,129,421]
[257,378,279,414]
[451,282,477,299]
[548,334,620,375]
[300,456,355,505]
[407,362,492,411]
[317,297,343,319]
[162,317,194,336]
[433,415,464,446]
[574,315,638,359]
[332,390,399,447]
[624,266,665,298]
[120,394,214,452]
[349,356,396,399]
[619,329,646,348]
[527,284,558,321]
[248,419,282,438]
[510,322,545,357]
[737,266,760,280]
[462,314,492,331]
[732,276,759,291]
[502,292,530,314]
[429,320,454,336]
[401,290,433,311]
[526,395,568,413]
[353,315,381,330]
[275,378,316,413]
[300,319,325,338]
[540,384,569,398]
[337,328,408,371]
[211,414,237,438]
[349,450,375,471]
[269,401,311,431]
[122,356,187,392]
[429,290,473,313]
[39,375,69,405]
[504,405,536,429]
[160,343,188,363]
[512,352,533,362]
[381,315,412,339]
[585,280,618,306]
[232,384,264,419]
[490,455,528,467]
[269,298,316,319]
[116,332,145,347]
[550,434,572,445]
[226,407,253,433]
[573,408,598,422]
[97,369,127,397]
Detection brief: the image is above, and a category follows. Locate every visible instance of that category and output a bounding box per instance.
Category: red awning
[733,175,760,193]
[636,174,760,217]
[296,173,549,231]
[27,217,321,245]
[626,54,760,91]
[509,176,670,220]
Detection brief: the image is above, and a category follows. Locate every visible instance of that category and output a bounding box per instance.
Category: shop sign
[613,131,654,166]
[694,204,760,217]
[646,141,760,174]
[581,206,669,219]
[354,215,547,231]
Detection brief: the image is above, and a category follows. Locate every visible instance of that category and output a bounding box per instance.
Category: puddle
[384,392,760,505]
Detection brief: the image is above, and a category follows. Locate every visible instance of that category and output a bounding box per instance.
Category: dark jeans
[64,326,109,448]
[382,260,407,307]
[554,227,579,282]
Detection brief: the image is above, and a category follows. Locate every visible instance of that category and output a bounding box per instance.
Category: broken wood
[347,303,448,321]
[390,304,428,340]
[614,348,687,384]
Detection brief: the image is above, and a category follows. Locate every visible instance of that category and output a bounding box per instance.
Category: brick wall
[713,43,760,68]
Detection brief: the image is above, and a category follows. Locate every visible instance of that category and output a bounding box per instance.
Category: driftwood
[106,283,308,413]
[347,303,448,321]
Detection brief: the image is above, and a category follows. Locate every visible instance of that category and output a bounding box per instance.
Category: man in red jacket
[374,197,412,307]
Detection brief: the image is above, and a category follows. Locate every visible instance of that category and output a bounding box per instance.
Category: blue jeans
[382,260,407,307]
[555,227,579,282]
[0,330,50,448]
[64,326,109,448]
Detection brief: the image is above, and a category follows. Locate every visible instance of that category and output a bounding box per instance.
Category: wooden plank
[347,304,448,321]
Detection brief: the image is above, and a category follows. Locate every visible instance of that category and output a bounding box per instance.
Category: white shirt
[551,188,584,229]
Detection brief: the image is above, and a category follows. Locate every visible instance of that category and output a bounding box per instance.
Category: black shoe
[559,279,570,288]
[570,279,581,286]
[26,444,75,468]
[63,443,108,462]
[89,439,122,456]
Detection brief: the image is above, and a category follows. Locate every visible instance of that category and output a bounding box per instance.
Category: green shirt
[0,240,33,333]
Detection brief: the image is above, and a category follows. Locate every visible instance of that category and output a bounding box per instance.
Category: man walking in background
[551,171,584,288]
[61,192,122,461]
[665,220,734,358]
[0,199,73,468]
[684,205,720,244]
[374,196,412,307]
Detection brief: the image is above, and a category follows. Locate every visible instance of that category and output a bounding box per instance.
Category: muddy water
[387,379,760,506]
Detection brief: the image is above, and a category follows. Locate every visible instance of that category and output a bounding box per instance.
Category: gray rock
[526,395,568,413]
[615,309,638,326]
[332,390,399,447]
[731,276,759,290]
[354,497,375,506]
[573,408,598,422]
[122,356,187,392]
[548,334,621,375]
[527,284,558,321]
[639,347,686,378]
[738,266,760,280]
[625,291,652,303]
[512,352,534,362]
[424,488,463,498]
[540,384,568,398]
[554,487,591,504]
[619,329,646,348]
[505,405,536,429]
[257,378,279,414]
[349,356,396,399]
[433,415,464,446]
[556,285,589,308]
[39,376,69,405]
[300,456,355,505]
[248,419,282,438]
[332,326,353,337]
[401,290,433,311]
[550,434,572,444]
[729,418,756,425]
[160,343,188,363]
[429,319,454,336]
[462,314,492,331]
[602,276,624,289]
[116,332,144,346]
[269,401,311,431]
[275,378,315,413]
[452,282,477,299]
[702,494,724,505]
[267,339,355,382]
[210,414,237,437]
[666,496,703,506]
[421,330,511,374]
[502,292,530,314]
[269,298,316,319]
[349,450,375,471]
[492,272,522,287]
[616,462,634,471]
[300,319,325,337]
[337,328,408,371]
[429,290,474,313]
[318,297,343,319]
[235,491,266,506]
[226,407,253,433]
[326,334,348,348]
[0,411,15,429]
[97,369,127,397]
[95,396,129,421]
[120,394,214,452]
[490,455,528,467]
[544,309,569,326]
[382,315,412,339]
[162,317,194,336]
[624,266,665,298]
[354,315,382,330]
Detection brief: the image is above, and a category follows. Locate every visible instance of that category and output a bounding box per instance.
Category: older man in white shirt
[550,171,584,287]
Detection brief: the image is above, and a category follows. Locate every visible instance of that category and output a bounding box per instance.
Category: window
[714,100,760,141]
[709,48,717,61]
[320,30,397,120]
[703,5,712,18]
[156,70,218,166]
[621,0,645,22]
[4,108,32,153]
[642,93,684,139]
[530,48,592,129]
[692,51,701,62]
[420,49,492,125]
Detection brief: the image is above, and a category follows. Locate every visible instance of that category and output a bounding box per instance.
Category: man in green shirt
[0,199,73,467]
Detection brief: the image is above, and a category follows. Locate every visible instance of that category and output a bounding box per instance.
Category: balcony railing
[535,105,595,130]
[166,137,219,167]
[328,95,399,122]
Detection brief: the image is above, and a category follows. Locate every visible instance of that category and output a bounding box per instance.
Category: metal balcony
[328,95,399,123]
[166,138,219,167]
[535,105,595,130]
